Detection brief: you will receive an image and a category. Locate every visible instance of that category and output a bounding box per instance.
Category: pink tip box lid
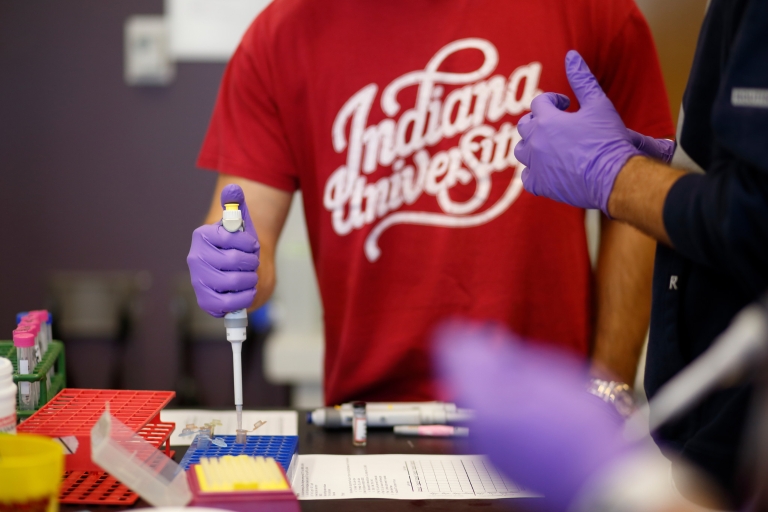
[13,330,35,347]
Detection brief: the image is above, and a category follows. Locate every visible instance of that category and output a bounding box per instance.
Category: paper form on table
[161,409,298,446]
[291,454,539,500]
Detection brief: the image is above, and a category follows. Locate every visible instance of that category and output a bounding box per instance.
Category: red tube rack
[18,388,175,471]
[18,388,176,506]
[56,424,176,506]
[60,470,138,506]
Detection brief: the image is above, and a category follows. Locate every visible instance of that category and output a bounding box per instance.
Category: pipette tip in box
[188,455,299,512]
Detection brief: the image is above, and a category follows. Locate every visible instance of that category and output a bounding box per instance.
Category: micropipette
[222,202,248,442]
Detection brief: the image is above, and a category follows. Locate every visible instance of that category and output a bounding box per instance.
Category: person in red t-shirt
[187,0,674,406]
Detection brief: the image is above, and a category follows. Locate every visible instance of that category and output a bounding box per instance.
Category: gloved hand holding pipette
[187,184,260,317]
[187,183,259,442]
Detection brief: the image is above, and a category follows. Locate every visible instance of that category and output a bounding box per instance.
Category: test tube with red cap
[38,311,54,386]
[18,316,43,367]
[28,312,53,384]
[28,311,51,358]
[18,316,52,388]
[14,330,39,410]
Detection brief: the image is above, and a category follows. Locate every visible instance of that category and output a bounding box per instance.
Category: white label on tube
[19,360,29,374]
[0,413,16,434]
[353,417,367,443]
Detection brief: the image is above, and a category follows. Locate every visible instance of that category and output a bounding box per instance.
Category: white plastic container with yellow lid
[0,357,17,434]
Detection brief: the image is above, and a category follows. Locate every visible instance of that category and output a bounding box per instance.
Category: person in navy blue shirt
[513,0,768,505]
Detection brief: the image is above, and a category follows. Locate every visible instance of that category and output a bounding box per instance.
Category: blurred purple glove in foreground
[433,321,631,511]
[628,129,676,164]
[187,184,260,317]
[514,51,642,215]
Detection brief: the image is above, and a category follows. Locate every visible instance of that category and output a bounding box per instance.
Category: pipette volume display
[222,202,247,436]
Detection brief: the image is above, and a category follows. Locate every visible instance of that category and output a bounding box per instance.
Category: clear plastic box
[90,404,192,507]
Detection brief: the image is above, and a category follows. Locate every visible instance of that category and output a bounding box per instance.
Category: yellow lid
[0,434,63,505]
[224,203,239,211]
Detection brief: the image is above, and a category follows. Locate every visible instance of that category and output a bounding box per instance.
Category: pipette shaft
[225,308,247,435]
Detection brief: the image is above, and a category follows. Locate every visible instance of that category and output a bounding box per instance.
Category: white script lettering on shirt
[324,38,542,261]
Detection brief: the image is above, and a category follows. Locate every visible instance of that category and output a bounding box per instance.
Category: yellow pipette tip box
[188,455,299,512]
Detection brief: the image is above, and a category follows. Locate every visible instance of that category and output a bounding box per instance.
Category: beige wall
[635,0,709,127]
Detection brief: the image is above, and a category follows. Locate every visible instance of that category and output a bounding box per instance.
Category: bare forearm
[591,156,686,383]
[607,156,687,245]
[591,217,656,384]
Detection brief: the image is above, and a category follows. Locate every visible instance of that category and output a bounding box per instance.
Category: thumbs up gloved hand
[187,184,260,318]
[514,50,642,216]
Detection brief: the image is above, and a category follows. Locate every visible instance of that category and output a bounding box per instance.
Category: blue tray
[179,435,299,478]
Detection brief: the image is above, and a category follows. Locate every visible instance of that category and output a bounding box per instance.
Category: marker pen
[394,425,469,437]
[307,402,473,428]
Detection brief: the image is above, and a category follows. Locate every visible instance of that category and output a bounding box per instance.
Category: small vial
[197,425,212,450]
[352,401,367,447]
[13,330,38,411]
[235,429,248,444]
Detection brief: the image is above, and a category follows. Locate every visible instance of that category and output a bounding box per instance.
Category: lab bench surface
[60,410,536,511]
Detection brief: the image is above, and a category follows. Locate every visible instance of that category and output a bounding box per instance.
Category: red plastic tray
[18,389,177,506]
[19,388,174,434]
[18,388,175,472]
[59,442,179,506]
[139,420,176,458]
[60,470,139,506]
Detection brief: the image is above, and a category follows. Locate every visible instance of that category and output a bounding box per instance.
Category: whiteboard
[166,0,272,61]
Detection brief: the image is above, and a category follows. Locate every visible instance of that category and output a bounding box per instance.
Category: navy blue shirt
[646,0,768,504]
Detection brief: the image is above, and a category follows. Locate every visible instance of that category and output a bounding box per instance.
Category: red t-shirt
[198,0,673,405]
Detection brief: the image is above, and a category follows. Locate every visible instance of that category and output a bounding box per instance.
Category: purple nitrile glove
[514,50,642,216]
[432,321,632,512]
[628,129,676,164]
[187,184,260,318]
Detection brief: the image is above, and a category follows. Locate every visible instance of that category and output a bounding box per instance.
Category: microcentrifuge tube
[352,401,367,447]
